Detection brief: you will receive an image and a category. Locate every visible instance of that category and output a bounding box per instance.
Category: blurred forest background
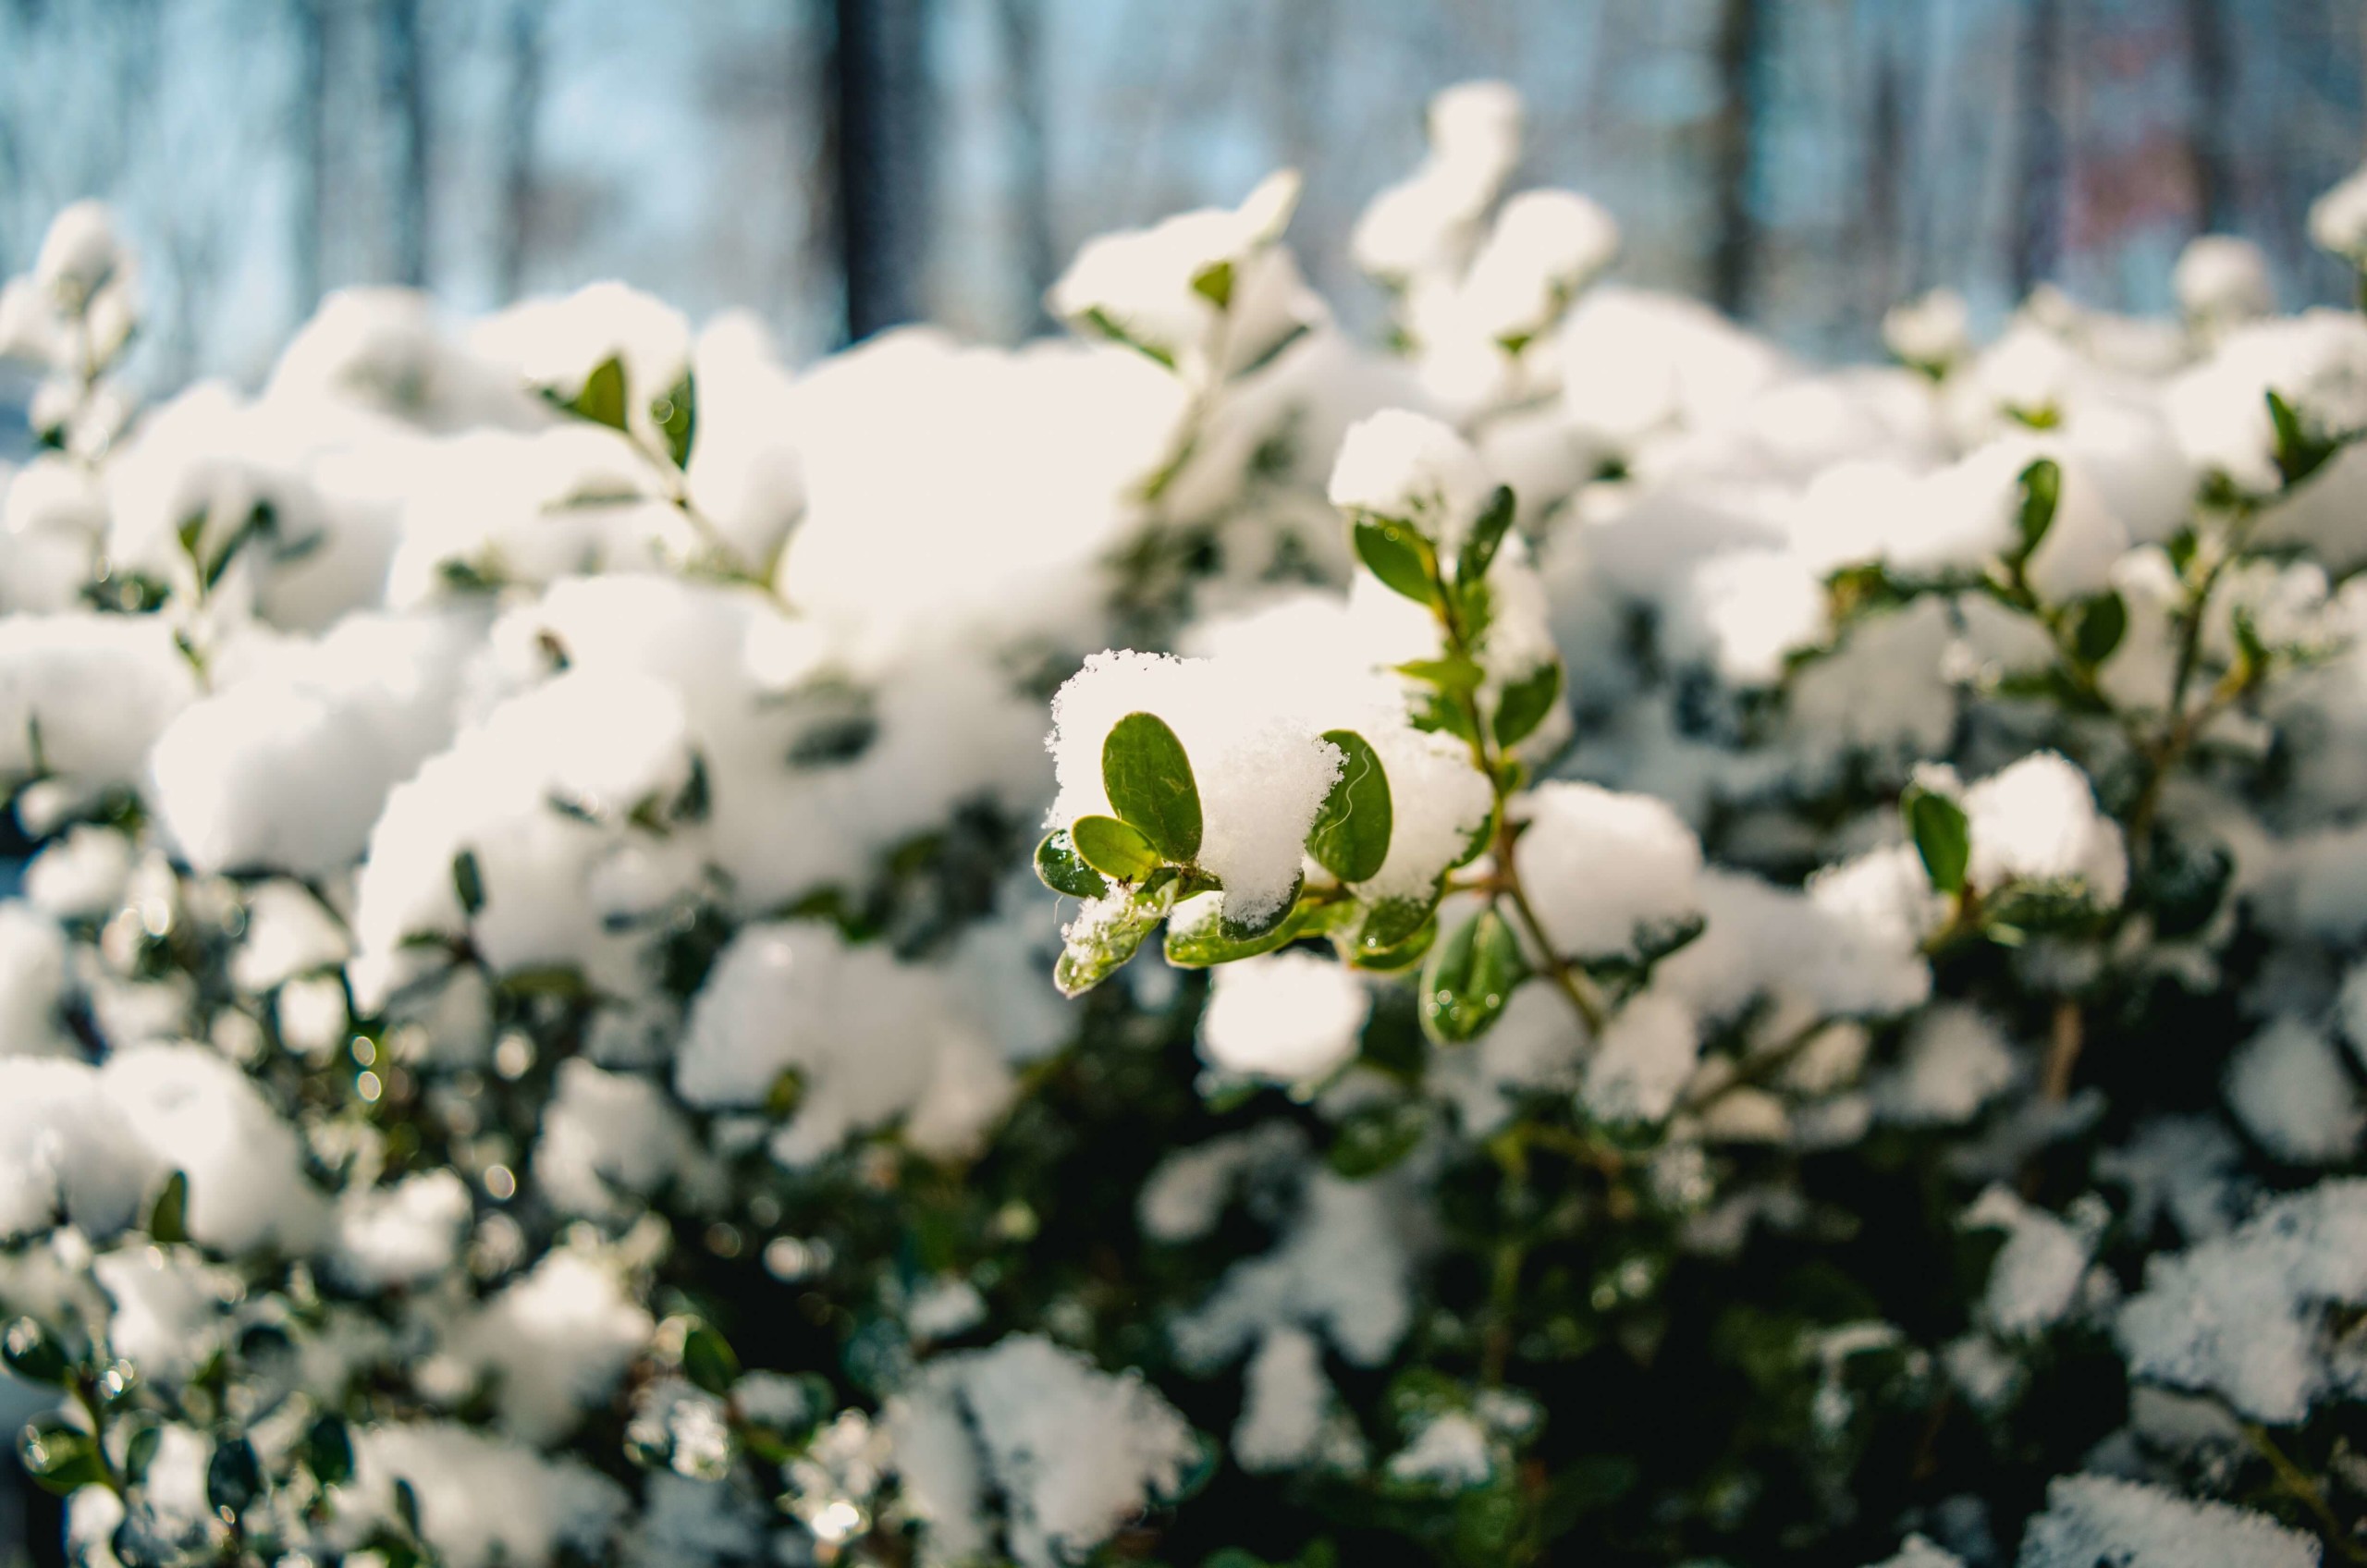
[0,0,2364,420]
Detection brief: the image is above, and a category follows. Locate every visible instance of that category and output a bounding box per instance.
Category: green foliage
[1306,729,1392,884]
[1104,711,1205,862]
[1420,905,1530,1045]
[1900,783,1970,896]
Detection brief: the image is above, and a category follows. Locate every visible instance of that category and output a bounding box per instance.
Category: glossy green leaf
[1306,729,1392,883]
[1358,888,1440,956]
[2070,589,2127,666]
[560,354,630,432]
[18,1416,106,1495]
[1420,905,1530,1045]
[1491,661,1563,749]
[1,1318,68,1386]
[1034,828,1110,900]
[1164,891,1304,967]
[1070,815,1160,883]
[147,1170,189,1245]
[1221,876,1304,943]
[1327,1099,1431,1179]
[682,1324,741,1397]
[1190,258,1234,310]
[1052,890,1166,997]
[1395,655,1484,692]
[1456,484,1517,583]
[1901,783,1971,896]
[2014,458,2060,560]
[652,372,696,467]
[1102,712,1203,861]
[206,1434,264,1516]
[1353,517,1437,605]
[452,849,485,917]
[303,1414,355,1487]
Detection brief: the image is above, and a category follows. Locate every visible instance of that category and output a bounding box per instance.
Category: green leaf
[1,1318,68,1386]
[303,1414,355,1487]
[1165,891,1304,966]
[452,850,486,917]
[147,1170,189,1245]
[1306,729,1392,883]
[1102,712,1203,861]
[1457,484,1516,583]
[560,354,630,432]
[2070,589,2127,666]
[1069,815,1161,883]
[651,372,696,468]
[1190,258,1234,311]
[2014,458,2060,560]
[1348,911,1437,973]
[393,1476,424,1537]
[1353,517,1438,605]
[1491,662,1564,749]
[1035,829,1110,900]
[681,1324,741,1397]
[2266,388,2336,485]
[1052,894,1164,998]
[1420,906,1531,1044]
[1395,655,1484,692]
[206,1434,264,1516]
[1077,306,1178,370]
[17,1415,106,1495]
[1358,889,1441,956]
[1901,784,1971,896]
[1220,876,1303,943]
[1327,1099,1431,1178]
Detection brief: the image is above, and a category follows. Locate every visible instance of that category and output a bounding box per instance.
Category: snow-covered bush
[4,81,2367,1568]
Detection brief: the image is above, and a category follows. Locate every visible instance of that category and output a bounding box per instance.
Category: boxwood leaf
[1070,815,1160,883]
[1306,729,1392,883]
[1491,661,1563,749]
[147,1170,189,1245]
[559,354,629,433]
[2014,458,2060,560]
[1901,783,1971,895]
[1034,828,1110,900]
[1420,905,1530,1045]
[1102,711,1203,861]
[1353,517,1437,605]
[1456,484,1516,583]
[652,372,696,468]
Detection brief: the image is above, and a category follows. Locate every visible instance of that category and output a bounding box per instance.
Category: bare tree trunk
[2011,0,2067,298]
[2184,0,2235,233]
[379,0,429,288]
[496,0,544,301]
[290,0,330,314]
[995,0,1055,334]
[1861,33,1907,338]
[829,0,932,341]
[1708,0,1764,318]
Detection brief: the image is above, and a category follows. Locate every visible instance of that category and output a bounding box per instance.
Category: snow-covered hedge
[4,79,2367,1568]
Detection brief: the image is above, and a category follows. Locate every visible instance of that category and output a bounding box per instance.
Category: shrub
[3,79,2366,1568]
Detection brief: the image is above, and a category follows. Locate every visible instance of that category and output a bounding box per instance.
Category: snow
[2017,1474,2320,1568]
[887,1335,1199,1568]
[1581,991,1700,1123]
[1327,409,1496,552]
[2226,1016,2364,1164]
[675,921,1013,1167]
[1171,1169,1416,1370]
[449,1246,654,1443]
[2118,1178,2367,1423]
[1513,780,1703,959]
[1233,1326,1337,1472]
[1199,951,1369,1084]
[1047,649,1344,925]
[339,1423,629,1568]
